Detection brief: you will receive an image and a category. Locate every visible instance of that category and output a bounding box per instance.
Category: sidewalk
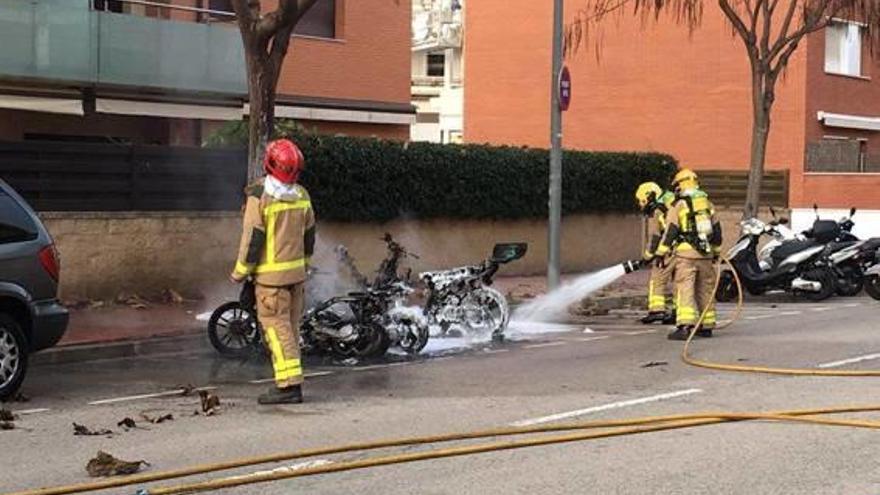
[41,270,650,364]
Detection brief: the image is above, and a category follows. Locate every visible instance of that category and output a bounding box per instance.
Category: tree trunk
[743,72,773,220]
[246,57,278,182]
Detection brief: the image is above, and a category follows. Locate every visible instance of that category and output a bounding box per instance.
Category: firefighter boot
[667,325,692,341]
[696,326,713,338]
[258,385,303,405]
[662,309,676,325]
[640,311,668,324]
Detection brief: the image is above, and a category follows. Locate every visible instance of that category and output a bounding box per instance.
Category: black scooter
[716,216,837,302]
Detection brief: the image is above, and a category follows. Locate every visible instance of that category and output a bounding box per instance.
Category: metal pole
[547,0,564,289]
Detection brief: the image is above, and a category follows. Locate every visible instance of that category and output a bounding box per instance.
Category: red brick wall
[276,0,411,106]
[791,31,880,209]
[464,1,807,174]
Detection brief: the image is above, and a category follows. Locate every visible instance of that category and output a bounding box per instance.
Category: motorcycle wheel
[330,322,388,359]
[800,266,837,302]
[864,275,880,300]
[714,270,739,303]
[461,288,509,337]
[208,302,261,358]
[397,318,430,354]
[835,263,864,297]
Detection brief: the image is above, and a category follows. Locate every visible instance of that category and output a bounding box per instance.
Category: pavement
[4,294,880,494]
[45,271,649,364]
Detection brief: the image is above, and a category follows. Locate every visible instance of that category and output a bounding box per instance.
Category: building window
[93,0,124,13]
[207,0,233,12]
[295,0,336,39]
[825,21,863,76]
[806,138,875,172]
[427,53,445,77]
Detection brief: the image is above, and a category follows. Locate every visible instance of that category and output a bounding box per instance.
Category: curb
[32,333,208,366]
[576,294,644,316]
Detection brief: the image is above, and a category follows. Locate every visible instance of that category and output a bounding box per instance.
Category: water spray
[511,259,644,325]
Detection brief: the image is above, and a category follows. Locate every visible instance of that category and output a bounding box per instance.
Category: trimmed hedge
[290,133,677,222]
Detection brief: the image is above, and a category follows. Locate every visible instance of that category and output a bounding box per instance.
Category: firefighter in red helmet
[231,139,316,404]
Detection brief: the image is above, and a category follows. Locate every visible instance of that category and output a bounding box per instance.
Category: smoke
[511,264,627,323]
[306,234,369,306]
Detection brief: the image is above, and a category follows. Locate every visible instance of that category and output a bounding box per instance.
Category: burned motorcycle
[302,279,429,357]
[420,243,527,341]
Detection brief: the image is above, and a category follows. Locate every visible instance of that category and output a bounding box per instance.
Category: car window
[0,190,39,244]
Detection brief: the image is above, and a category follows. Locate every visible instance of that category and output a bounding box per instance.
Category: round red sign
[559,66,572,111]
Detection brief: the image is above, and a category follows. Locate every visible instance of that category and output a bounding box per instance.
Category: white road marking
[223,460,333,482]
[843,303,861,308]
[578,336,611,342]
[622,330,656,336]
[523,341,567,349]
[249,371,334,384]
[15,408,50,415]
[583,327,595,334]
[779,311,802,316]
[511,388,704,427]
[810,307,832,312]
[746,314,776,320]
[818,353,880,369]
[482,349,510,354]
[89,386,217,406]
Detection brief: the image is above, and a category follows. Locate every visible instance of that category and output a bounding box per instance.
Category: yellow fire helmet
[672,168,699,193]
[634,182,663,210]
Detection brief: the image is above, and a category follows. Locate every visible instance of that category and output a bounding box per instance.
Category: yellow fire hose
[8,255,880,495]
[682,255,880,376]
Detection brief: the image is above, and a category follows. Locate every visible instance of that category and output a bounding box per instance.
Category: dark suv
[0,179,68,399]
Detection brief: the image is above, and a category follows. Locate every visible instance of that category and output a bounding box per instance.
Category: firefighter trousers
[647,258,675,313]
[255,283,305,388]
[673,256,717,329]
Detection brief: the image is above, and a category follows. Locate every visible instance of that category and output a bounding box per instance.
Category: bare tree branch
[718,0,758,50]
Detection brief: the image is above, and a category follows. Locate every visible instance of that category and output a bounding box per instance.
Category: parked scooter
[767,206,880,296]
[716,217,837,302]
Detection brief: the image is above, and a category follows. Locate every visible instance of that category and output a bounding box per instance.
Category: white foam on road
[506,321,588,340]
[511,388,704,427]
[818,353,880,369]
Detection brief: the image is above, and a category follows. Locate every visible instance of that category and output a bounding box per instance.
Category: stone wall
[40,212,644,300]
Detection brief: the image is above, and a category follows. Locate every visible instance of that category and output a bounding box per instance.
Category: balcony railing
[0,0,246,96]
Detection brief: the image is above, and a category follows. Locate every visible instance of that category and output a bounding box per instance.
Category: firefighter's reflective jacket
[656,189,722,259]
[644,191,676,260]
[233,179,316,286]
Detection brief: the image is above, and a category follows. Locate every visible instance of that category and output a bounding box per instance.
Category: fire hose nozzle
[621,259,643,274]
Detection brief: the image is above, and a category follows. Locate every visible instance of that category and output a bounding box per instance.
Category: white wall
[792,208,880,239]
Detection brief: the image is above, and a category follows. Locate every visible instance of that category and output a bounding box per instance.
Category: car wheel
[0,313,28,401]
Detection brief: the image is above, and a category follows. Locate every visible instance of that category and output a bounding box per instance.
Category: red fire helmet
[263,139,304,184]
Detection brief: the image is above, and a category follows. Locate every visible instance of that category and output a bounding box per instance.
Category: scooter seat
[771,239,820,262]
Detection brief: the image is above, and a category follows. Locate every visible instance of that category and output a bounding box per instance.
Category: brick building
[464,1,880,236]
[0,0,413,146]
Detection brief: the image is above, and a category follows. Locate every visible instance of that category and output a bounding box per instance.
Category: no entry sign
[559,66,571,111]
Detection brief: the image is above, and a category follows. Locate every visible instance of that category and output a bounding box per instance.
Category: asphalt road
[3,297,880,494]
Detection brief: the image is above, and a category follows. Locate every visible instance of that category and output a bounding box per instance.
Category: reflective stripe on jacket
[234,179,316,286]
[643,191,675,260]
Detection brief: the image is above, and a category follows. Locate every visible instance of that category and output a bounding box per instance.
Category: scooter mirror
[779,217,789,225]
[850,207,857,217]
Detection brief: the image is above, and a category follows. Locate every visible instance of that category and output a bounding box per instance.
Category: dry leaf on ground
[73,422,113,436]
[85,451,149,477]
